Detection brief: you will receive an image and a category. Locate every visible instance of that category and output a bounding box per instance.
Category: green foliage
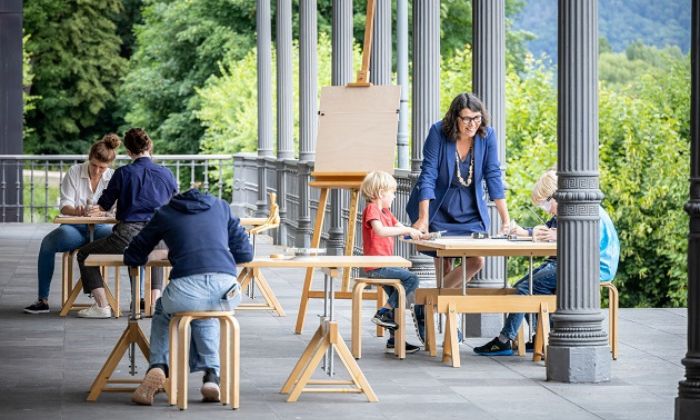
[598,59,690,307]
[22,34,39,140]
[500,48,690,308]
[23,0,128,154]
[196,34,358,192]
[600,43,686,87]
[120,0,258,154]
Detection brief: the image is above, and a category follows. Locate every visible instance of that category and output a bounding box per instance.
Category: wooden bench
[416,288,557,367]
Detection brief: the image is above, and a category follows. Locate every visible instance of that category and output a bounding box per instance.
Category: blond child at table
[474,169,619,356]
[361,171,425,353]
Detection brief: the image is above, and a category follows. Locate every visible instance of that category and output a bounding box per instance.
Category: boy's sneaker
[371,308,398,330]
[410,304,426,344]
[473,337,513,356]
[77,304,111,318]
[385,337,421,354]
[132,367,166,405]
[24,300,49,314]
[201,368,220,402]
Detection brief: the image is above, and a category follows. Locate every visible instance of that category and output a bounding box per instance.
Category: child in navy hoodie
[126,188,253,406]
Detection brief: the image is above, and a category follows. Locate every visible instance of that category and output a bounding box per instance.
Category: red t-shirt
[362,202,399,270]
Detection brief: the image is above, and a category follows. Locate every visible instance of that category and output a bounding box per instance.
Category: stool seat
[351,277,406,359]
[168,310,240,410]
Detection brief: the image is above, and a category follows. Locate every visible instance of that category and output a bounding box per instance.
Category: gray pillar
[276,0,294,160]
[547,0,610,383]
[410,0,441,284]
[396,0,409,170]
[370,0,391,86]
[676,0,700,417]
[468,0,507,337]
[328,0,353,256]
[0,0,23,222]
[275,0,294,245]
[256,0,273,217]
[297,161,313,248]
[299,0,318,162]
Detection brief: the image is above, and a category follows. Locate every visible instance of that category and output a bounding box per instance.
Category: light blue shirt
[599,206,620,282]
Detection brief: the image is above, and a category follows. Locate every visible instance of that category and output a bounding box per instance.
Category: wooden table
[239,256,410,402]
[85,254,410,403]
[407,237,557,367]
[239,217,268,228]
[83,253,165,401]
[53,215,119,317]
[236,217,286,317]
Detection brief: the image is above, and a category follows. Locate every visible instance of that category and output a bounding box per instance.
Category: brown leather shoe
[132,367,166,405]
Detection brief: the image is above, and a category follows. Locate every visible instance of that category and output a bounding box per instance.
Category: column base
[675,397,700,420]
[547,345,611,383]
[464,313,504,338]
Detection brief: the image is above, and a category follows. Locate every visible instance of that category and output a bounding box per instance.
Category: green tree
[120,0,258,154]
[23,0,127,154]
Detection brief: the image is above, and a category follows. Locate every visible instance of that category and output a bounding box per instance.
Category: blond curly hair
[360,170,397,201]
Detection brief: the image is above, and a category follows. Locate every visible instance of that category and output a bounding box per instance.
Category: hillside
[514,0,691,60]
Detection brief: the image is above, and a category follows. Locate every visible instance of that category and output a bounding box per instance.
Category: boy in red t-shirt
[361,171,426,354]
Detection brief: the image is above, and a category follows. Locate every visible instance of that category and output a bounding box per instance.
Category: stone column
[410,0,440,284]
[396,0,409,170]
[0,0,23,222]
[297,0,318,247]
[299,0,318,162]
[547,0,610,383]
[328,0,353,256]
[370,0,391,86]
[277,0,294,160]
[468,0,507,337]
[676,0,700,416]
[276,0,294,245]
[256,0,273,217]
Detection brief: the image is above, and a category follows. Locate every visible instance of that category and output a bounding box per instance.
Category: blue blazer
[406,121,505,229]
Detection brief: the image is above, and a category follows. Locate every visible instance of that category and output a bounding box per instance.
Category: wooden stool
[60,263,121,318]
[351,278,406,359]
[601,282,619,360]
[168,311,240,410]
[61,250,77,306]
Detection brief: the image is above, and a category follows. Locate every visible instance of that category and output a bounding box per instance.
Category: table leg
[528,255,534,342]
[461,256,467,338]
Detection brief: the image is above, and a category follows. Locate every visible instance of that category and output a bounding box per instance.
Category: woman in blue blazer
[406,93,512,288]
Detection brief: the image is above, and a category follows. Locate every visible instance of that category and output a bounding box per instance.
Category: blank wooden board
[314,85,401,174]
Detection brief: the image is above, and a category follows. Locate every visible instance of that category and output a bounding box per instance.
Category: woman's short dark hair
[441,93,490,141]
[88,133,121,163]
[123,128,152,155]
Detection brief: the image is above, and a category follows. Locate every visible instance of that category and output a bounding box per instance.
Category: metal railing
[231,153,415,256]
[1,152,416,264]
[0,154,234,223]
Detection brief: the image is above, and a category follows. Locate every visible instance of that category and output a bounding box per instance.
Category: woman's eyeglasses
[459,115,482,126]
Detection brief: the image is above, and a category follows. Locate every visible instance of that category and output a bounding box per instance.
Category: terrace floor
[0,223,685,419]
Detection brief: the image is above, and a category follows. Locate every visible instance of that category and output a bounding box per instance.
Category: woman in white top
[24,134,121,314]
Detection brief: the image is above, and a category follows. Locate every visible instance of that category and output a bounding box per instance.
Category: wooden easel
[294,0,396,334]
[86,267,150,401]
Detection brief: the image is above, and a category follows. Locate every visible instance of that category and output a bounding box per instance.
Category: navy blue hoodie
[124,189,253,279]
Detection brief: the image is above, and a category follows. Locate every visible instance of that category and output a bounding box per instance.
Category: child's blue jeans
[500,260,558,340]
[366,267,419,309]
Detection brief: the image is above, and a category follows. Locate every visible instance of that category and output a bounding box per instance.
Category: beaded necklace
[455,141,474,187]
